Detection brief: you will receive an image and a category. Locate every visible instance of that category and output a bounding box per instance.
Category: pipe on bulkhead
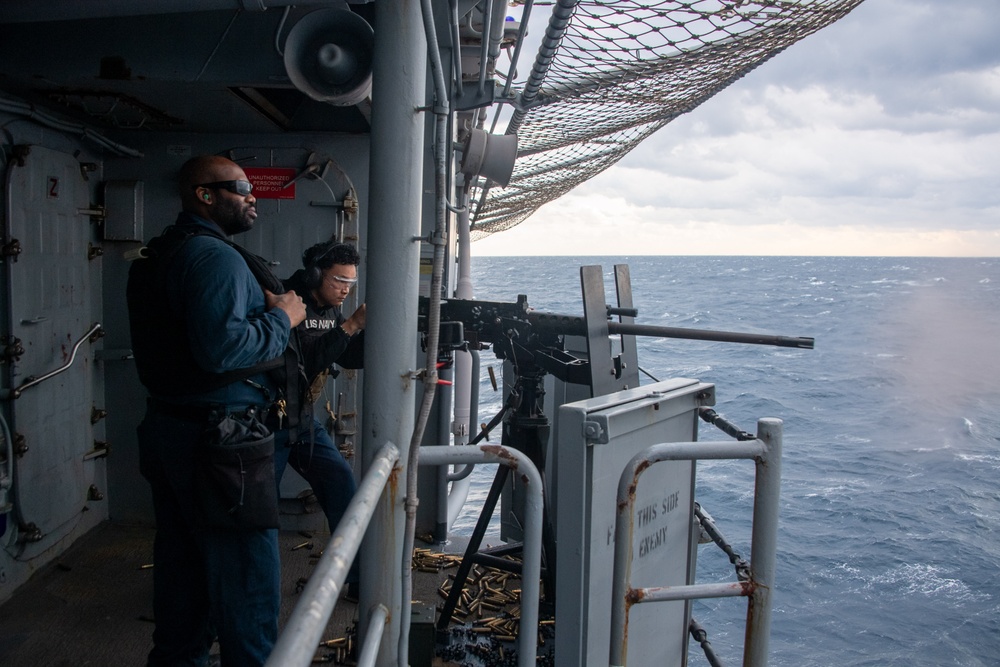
[0,96,141,157]
[476,1,493,97]
[486,0,508,62]
[450,0,464,102]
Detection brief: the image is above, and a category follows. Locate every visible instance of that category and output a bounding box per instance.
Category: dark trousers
[138,407,279,667]
[274,418,359,583]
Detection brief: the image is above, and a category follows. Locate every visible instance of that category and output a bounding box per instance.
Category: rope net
[469,0,866,239]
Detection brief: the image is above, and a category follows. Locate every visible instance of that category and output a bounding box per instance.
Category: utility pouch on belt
[194,408,278,530]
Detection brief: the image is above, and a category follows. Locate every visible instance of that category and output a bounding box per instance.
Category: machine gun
[424,264,814,626]
[420,263,814,441]
[421,263,813,463]
[423,279,813,394]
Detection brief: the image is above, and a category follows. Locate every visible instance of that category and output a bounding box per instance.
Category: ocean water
[452,256,1000,666]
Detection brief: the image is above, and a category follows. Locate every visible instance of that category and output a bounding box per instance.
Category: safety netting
[469,0,866,239]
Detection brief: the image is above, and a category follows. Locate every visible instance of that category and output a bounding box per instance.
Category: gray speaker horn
[284,8,374,106]
[460,129,518,187]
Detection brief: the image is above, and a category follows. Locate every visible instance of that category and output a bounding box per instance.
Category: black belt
[147,398,263,423]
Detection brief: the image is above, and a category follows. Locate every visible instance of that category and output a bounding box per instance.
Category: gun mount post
[613,264,640,391]
[581,265,616,397]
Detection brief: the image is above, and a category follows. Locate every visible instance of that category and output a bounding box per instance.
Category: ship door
[2,145,105,551]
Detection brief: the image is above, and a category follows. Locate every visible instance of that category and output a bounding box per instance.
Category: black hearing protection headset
[303,243,338,290]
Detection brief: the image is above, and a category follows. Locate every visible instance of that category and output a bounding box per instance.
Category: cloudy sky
[473,0,1000,257]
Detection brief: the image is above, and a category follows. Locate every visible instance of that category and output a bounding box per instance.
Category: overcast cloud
[474,0,1000,256]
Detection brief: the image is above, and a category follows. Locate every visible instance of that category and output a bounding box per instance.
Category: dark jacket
[283,269,365,384]
[126,213,289,406]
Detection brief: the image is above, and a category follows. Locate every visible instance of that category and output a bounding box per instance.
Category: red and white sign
[244,167,296,200]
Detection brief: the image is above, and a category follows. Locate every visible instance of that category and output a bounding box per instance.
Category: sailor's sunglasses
[194,180,254,196]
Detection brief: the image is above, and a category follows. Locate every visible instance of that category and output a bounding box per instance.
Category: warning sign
[244,167,296,200]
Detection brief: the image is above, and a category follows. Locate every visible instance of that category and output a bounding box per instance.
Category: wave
[860,563,986,603]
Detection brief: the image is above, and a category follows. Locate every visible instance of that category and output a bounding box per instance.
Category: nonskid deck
[0,522,360,666]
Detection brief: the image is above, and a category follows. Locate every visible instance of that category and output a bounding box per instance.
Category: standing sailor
[126,155,305,667]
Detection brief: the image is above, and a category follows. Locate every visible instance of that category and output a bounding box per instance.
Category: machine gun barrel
[528,312,814,349]
[609,321,814,348]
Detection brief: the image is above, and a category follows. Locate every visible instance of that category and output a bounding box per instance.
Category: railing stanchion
[745,418,782,667]
[357,605,389,667]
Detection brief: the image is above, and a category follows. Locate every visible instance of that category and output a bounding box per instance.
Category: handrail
[357,605,389,667]
[419,444,544,667]
[265,442,401,667]
[609,419,782,667]
[1,322,103,400]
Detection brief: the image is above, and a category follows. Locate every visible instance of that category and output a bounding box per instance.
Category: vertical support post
[744,418,783,666]
[361,0,427,662]
[613,264,640,391]
[580,265,613,397]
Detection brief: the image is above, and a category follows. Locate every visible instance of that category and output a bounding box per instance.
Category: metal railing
[418,444,544,667]
[266,441,400,667]
[609,418,782,667]
[357,604,389,667]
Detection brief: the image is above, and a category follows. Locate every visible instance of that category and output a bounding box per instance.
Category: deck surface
[0,521,455,666]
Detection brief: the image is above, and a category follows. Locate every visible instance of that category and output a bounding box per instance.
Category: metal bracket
[78,205,106,222]
[582,419,608,444]
[13,433,27,457]
[452,80,499,110]
[2,336,24,362]
[1,237,22,260]
[83,441,108,461]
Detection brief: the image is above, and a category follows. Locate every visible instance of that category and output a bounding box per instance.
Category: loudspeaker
[460,129,518,187]
[284,8,374,107]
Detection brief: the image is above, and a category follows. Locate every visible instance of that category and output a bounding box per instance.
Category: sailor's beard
[217,198,255,235]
